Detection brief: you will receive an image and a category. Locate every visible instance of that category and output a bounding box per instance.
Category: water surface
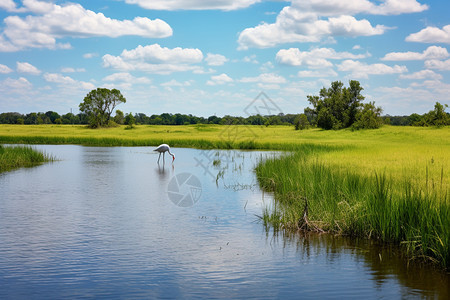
[0,145,448,299]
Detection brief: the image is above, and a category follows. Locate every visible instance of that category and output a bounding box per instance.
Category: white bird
[154,143,175,164]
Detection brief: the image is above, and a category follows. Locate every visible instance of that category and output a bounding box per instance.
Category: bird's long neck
[168,150,174,157]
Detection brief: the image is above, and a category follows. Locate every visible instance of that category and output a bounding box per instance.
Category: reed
[0,144,54,172]
[255,149,450,269]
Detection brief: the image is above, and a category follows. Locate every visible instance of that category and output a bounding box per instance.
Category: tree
[124,112,136,129]
[114,110,124,125]
[305,80,370,130]
[428,102,449,127]
[352,102,383,130]
[294,114,310,130]
[79,88,126,128]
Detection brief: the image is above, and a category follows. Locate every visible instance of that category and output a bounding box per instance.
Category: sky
[0,0,449,117]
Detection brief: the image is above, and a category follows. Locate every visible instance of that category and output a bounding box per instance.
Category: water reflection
[0,145,448,299]
[270,231,449,299]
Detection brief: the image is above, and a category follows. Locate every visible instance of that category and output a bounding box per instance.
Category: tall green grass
[256,149,450,270]
[0,144,54,173]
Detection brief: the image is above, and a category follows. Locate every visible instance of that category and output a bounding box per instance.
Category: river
[0,145,448,299]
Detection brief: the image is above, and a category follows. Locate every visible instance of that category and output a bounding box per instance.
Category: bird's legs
[158,152,161,164]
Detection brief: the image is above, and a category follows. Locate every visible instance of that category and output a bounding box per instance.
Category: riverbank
[1,124,449,269]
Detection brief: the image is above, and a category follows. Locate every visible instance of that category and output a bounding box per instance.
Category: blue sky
[0,0,449,117]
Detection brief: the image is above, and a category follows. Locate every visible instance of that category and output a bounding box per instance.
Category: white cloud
[337,60,407,78]
[0,64,13,74]
[410,79,450,93]
[205,53,228,66]
[0,77,32,91]
[61,67,86,73]
[103,72,151,84]
[406,25,450,44]
[296,0,428,16]
[400,70,443,80]
[102,44,204,74]
[297,69,338,77]
[16,62,41,75]
[237,0,428,50]
[382,46,449,61]
[83,53,98,59]
[238,5,388,49]
[207,73,233,85]
[44,73,95,90]
[276,47,368,68]
[123,0,261,11]
[424,59,450,71]
[161,80,193,87]
[242,55,259,64]
[0,0,18,12]
[240,73,287,84]
[0,1,172,51]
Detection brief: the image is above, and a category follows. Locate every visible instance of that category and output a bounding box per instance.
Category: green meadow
[0,124,449,268]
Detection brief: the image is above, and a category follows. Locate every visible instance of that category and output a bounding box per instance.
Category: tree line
[1,83,448,128]
[0,110,300,126]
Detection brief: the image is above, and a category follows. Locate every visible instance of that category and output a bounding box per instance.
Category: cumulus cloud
[297,0,428,16]
[102,44,204,74]
[44,73,95,90]
[424,59,450,71]
[0,1,172,51]
[382,46,449,60]
[207,73,233,85]
[400,70,443,80]
[0,77,32,92]
[17,62,41,75]
[276,47,368,68]
[337,60,407,78]
[0,64,13,74]
[406,25,450,44]
[0,0,18,12]
[205,53,228,66]
[236,0,428,49]
[239,8,389,49]
[123,0,261,11]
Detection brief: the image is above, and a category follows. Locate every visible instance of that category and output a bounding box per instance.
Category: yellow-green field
[1,124,449,187]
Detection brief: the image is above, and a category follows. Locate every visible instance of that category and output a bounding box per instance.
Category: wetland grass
[0,144,54,173]
[256,149,450,269]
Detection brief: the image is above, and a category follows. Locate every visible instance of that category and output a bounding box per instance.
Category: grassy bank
[0,124,449,268]
[256,150,449,269]
[0,145,54,173]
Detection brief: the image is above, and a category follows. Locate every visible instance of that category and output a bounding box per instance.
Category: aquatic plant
[0,144,54,172]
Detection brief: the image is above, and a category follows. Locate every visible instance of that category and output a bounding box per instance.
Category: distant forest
[0,110,448,127]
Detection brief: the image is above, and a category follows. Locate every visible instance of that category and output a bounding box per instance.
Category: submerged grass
[1,124,449,268]
[0,144,54,173]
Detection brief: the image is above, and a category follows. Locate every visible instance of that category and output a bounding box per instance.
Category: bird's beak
[172,156,175,162]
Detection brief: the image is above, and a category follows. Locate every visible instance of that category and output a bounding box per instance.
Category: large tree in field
[305,80,381,130]
[79,88,126,128]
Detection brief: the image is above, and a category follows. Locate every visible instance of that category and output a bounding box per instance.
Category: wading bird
[154,144,175,164]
